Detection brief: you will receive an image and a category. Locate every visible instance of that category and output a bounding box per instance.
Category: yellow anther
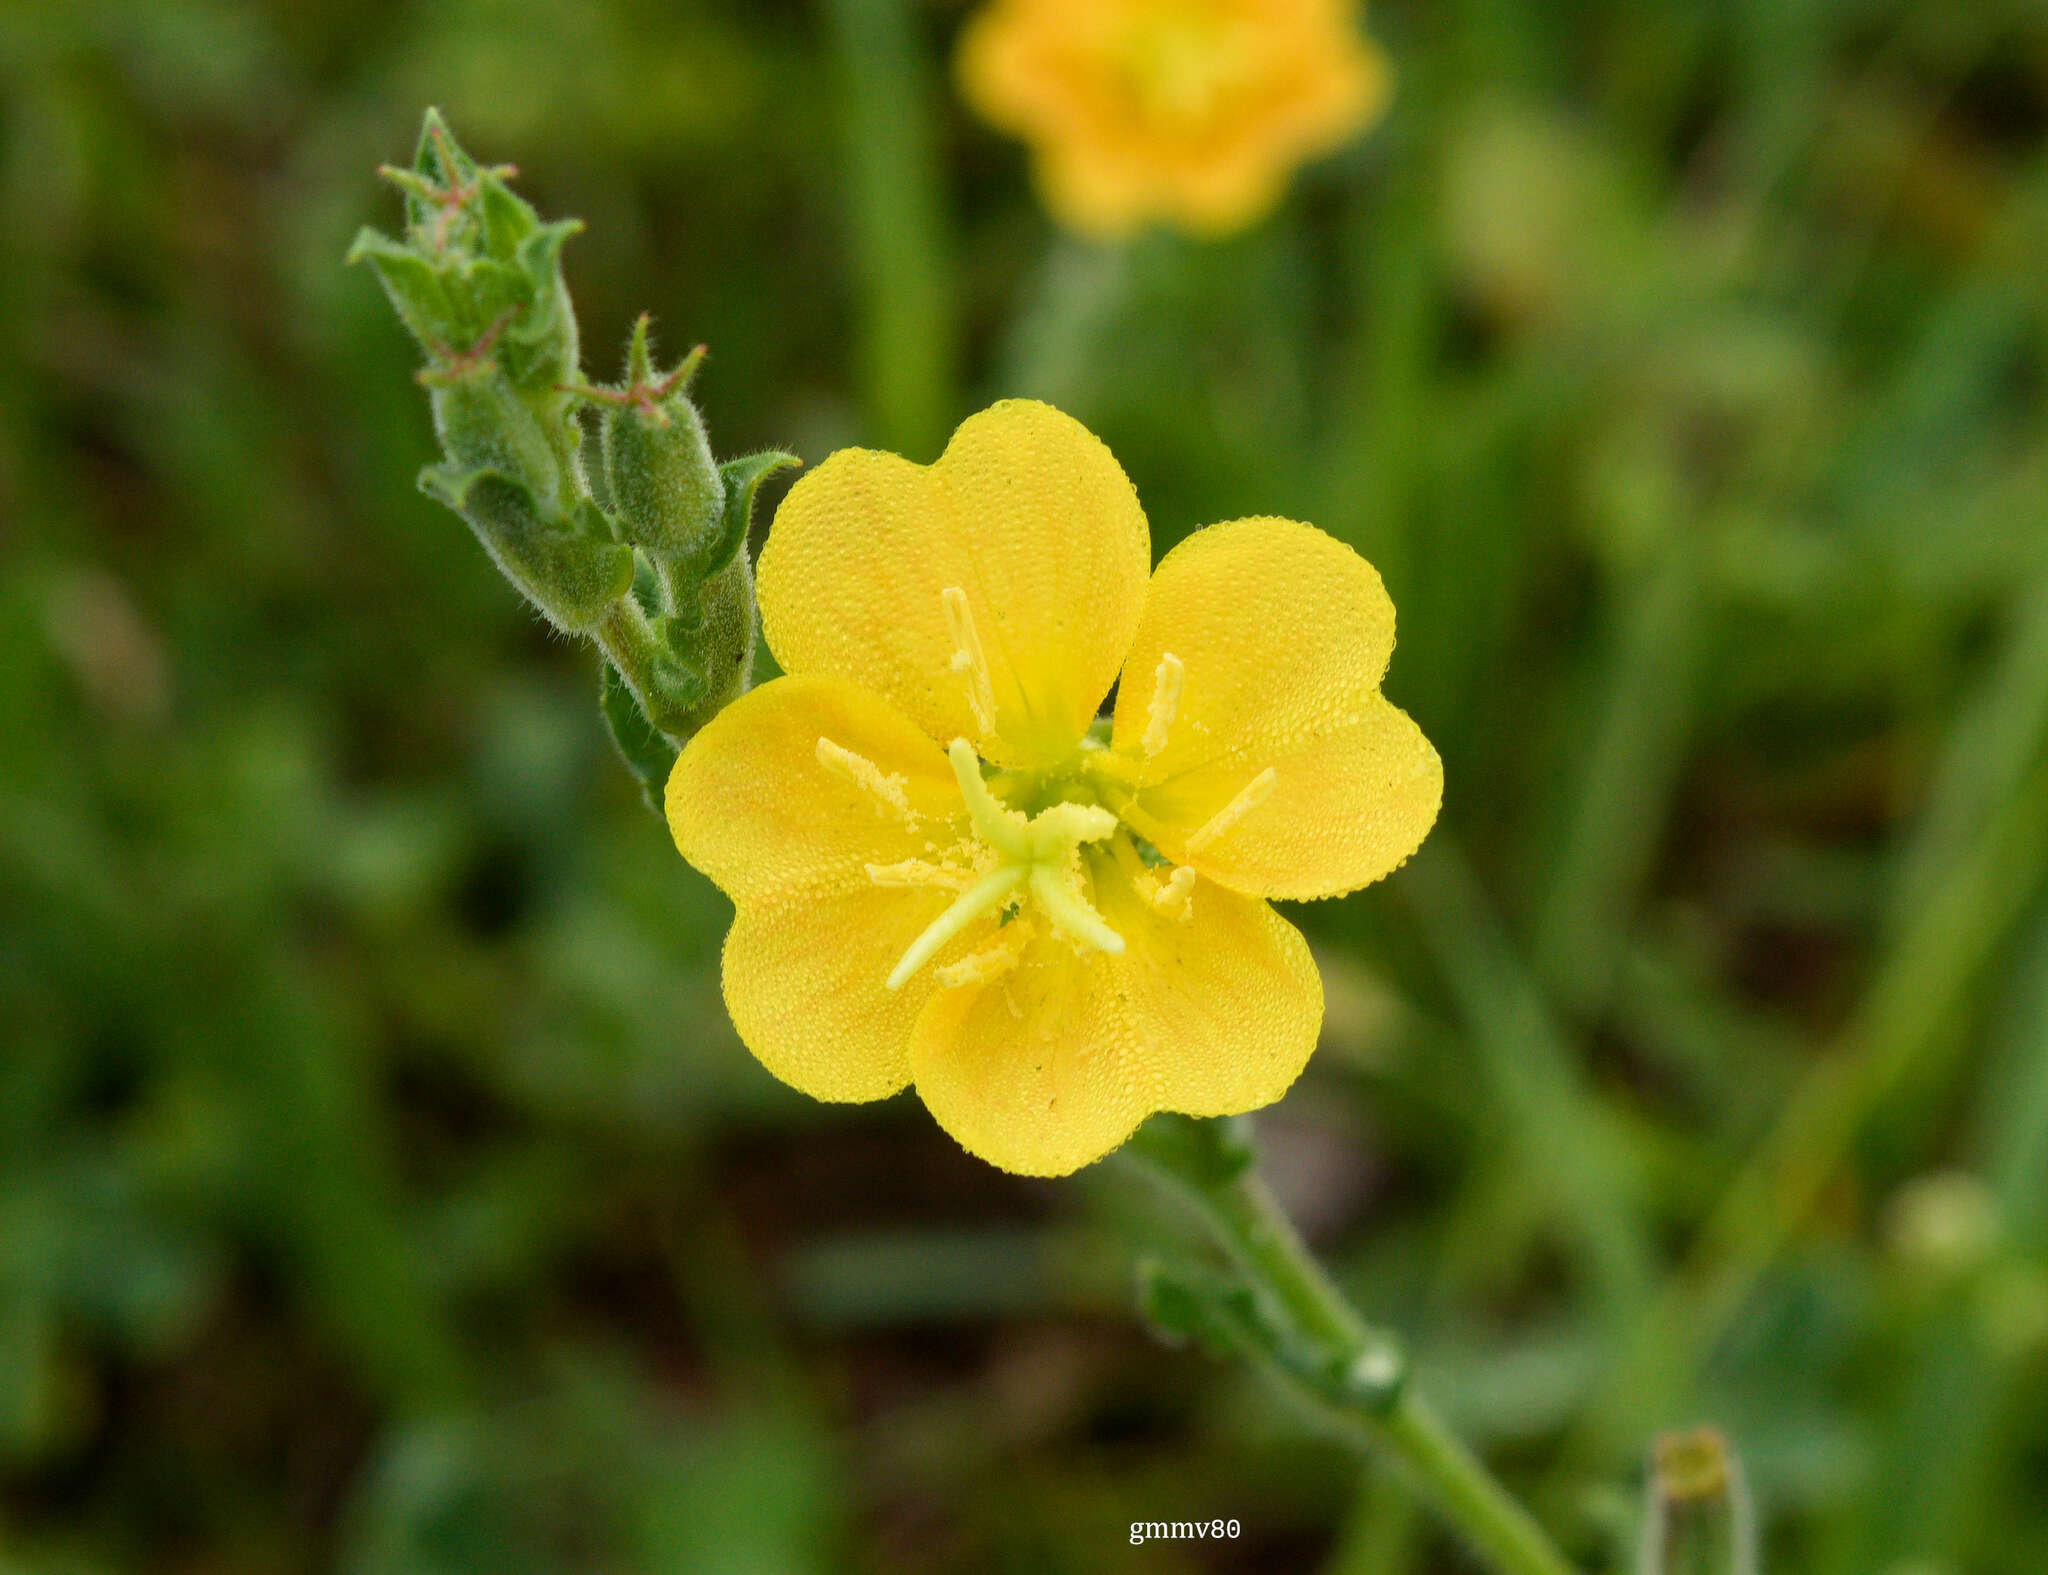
[1141,652,1184,759]
[817,737,915,823]
[864,858,973,891]
[941,586,998,735]
[1139,862,1198,921]
[1185,766,1277,854]
[884,738,1128,991]
[936,919,1033,988]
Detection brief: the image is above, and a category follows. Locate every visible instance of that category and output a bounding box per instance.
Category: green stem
[594,596,692,742]
[1127,1121,1580,1575]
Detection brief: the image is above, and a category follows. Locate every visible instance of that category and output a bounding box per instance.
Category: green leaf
[1134,1257,1272,1360]
[601,662,680,813]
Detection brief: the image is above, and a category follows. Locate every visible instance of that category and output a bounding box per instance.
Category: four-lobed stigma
[814,585,1242,995]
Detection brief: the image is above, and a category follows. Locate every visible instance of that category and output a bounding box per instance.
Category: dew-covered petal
[1109,515,1439,899]
[756,400,1149,766]
[719,885,953,1103]
[907,854,1321,1176]
[666,673,987,1104]
[665,672,965,906]
[1120,691,1443,900]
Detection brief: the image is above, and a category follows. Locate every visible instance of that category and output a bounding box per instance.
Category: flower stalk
[1125,1115,1580,1575]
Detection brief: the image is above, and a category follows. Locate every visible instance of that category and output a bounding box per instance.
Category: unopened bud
[597,319,724,595]
[418,466,631,633]
[429,361,562,502]
[1638,1427,1757,1575]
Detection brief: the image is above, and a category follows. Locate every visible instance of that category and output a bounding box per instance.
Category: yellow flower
[666,401,1440,1176]
[957,0,1390,239]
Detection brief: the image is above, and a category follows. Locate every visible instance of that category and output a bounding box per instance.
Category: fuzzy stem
[1127,1121,1580,1575]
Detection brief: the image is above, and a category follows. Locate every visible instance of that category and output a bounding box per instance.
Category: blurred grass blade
[1535,533,1706,1016]
[824,0,955,456]
[1400,837,1654,1320]
[1580,745,2048,1455]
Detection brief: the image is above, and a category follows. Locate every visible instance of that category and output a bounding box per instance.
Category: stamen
[1141,863,1198,921]
[886,865,1026,991]
[936,919,1034,989]
[1029,863,1125,957]
[865,858,973,891]
[1141,652,1184,759]
[941,586,998,735]
[817,737,915,823]
[1185,766,1278,854]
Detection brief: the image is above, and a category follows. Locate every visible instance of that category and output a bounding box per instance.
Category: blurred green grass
[4,0,2048,1570]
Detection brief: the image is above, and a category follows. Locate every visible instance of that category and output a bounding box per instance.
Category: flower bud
[349,109,581,405]
[598,320,724,598]
[418,466,631,634]
[1638,1427,1758,1575]
[428,362,562,502]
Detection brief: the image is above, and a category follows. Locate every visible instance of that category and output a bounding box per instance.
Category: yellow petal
[1109,516,1440,899]
[719,887,936,1103]
[757,401,1149,766]
[667,674,979,1103]
[908,854,1322,1176]
[666,673,965,905]
[1122,692,1443,899]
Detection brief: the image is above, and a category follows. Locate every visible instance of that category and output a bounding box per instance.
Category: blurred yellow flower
[957,0,1390,239]
[666,401,1439,1175]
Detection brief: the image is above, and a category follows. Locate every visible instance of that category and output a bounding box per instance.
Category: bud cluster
[349,110,795,792]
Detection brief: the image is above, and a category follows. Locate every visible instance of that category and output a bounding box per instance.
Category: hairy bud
[350,110,798,776]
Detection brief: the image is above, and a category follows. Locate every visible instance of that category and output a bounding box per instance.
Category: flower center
[880,739,1125,991]
[1109,9,1253,127]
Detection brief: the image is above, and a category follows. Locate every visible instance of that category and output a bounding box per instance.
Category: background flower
[959,0,1391,237]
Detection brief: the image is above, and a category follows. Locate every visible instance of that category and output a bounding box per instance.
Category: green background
[5,0,2048,1569]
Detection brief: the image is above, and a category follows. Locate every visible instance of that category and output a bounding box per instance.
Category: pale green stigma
[885,865,1027,990]
[881,739,1127,991]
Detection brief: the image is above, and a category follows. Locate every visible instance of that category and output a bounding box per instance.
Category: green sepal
[707,451,802,584]
[406,107,475,227]
[601,661,681,812]
[418,464,632,632]
[345,231,464,352]
[646,560,746,731]
[501,219,584,394]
